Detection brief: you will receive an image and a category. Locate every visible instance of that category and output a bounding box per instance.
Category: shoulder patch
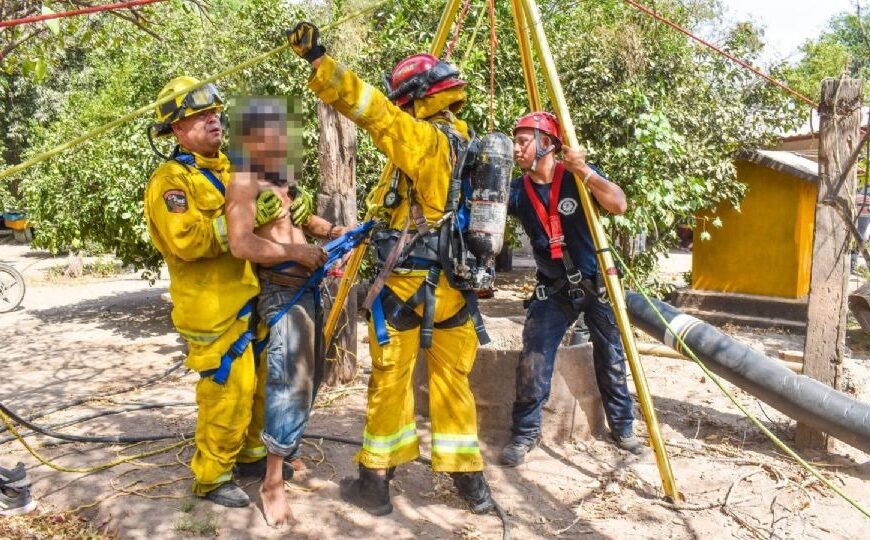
[163,190,188,213]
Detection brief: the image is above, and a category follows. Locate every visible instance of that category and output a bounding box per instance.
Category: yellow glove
[286,22,326,63]
[366,202,392,223]
[289,186,314,227]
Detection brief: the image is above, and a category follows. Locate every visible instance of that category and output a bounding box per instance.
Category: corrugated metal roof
[737,149,819,182]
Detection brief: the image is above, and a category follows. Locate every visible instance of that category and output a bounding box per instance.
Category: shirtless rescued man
[225,97,347,527]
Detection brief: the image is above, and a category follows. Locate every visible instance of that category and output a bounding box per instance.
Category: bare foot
[288,457,308,473]
[259,480,292,528]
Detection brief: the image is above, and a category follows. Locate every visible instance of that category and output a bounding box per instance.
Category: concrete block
[414,343,606,446]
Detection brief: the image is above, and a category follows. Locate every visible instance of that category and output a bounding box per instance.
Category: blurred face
[513,127,554,171]
[172,109,222,156]
[242,124,287,175]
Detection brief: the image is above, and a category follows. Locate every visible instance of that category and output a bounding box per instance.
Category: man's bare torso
[254,180,307,247]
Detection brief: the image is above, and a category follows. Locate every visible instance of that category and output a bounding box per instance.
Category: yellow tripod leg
[517,0,681,502]
[322,0,465,348]
[509,0,542,112]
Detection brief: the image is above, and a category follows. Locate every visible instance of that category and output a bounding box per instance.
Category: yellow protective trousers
[360,272,483,473]
[189,317,267,496]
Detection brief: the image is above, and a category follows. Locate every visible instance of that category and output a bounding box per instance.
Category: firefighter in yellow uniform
[144,77,282,507]
[287,22,495,516]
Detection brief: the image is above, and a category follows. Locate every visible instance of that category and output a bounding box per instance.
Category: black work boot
[339,465,393,516]
[500,437,539,467]
[612,432,645,455]
[450,471,495,514]
[201,482,250,508]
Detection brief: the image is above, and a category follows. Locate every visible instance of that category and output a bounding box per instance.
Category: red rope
[1,0,167,29]
[445,0,473,60]
[622,0,818,109]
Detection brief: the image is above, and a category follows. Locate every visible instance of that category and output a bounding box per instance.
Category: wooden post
[797,78,864,450]
[316,101,358,386]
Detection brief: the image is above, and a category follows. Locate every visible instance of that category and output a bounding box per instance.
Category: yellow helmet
[152,76,224,137]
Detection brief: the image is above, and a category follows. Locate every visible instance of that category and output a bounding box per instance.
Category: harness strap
[371,293,391,346]
[364,217,411,310]
[257,220,376,350]
[462,290,490,345]
[175,153,226,196]
[199,301,255,384]
[523,163,583,287]
[374,282,473,344]
[410,202,430,235]
[523,162,566,260]
[420,266,440,348]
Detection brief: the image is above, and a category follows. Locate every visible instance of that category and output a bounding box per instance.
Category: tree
[782,5,870,99]
[1,0,803,291]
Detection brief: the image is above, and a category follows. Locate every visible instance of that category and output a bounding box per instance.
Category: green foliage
[782,9,870,99]
[8,0,317,271]
[1,0,803,288]
[548,1,800,285]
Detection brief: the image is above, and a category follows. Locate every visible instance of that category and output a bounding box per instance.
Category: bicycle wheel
[0,263,25,313]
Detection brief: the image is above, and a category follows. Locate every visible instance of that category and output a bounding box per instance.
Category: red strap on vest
[523,162,565,260]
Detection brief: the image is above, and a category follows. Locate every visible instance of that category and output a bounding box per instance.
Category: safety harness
[252,220,376,353]
[173,152,226,195]
[522,162,607,306]
[523,162,583,297]
[367,121,490,349]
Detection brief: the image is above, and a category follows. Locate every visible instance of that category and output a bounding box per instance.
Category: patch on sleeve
[163,190,188,213]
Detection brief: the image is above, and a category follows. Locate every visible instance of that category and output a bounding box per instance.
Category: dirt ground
[1,240,869,539]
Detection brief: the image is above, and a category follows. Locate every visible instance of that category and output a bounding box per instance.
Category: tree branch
[0,27,47,62]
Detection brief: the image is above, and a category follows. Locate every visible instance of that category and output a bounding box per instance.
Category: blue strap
[199,329,255,384]
[253,339,268,358]
[199,301,255,384]
[175,153,226,196]
[266,270,322,327]
[371,293,390,346]
[237,302,253,318]
[269,220,376,273]
[264,220,377,328]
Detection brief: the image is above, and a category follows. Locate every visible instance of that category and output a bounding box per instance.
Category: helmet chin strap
[530,128,556,172]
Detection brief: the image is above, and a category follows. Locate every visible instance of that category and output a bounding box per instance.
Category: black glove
[286,21,326,63]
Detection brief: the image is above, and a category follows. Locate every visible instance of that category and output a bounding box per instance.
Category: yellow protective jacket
[308,55,474,330]
[144,150,259,371]
[308,55,469,231]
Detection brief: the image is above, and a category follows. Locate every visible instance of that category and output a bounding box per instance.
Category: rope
[621,0,818,109]
[609,247,870,519]
[0,406,190,474]
[487,0,497,131]
[0,0,392,181]
[459,2,487,70]
[445,0,473,60]
[0,0,168,29]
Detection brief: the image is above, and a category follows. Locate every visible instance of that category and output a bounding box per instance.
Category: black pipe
[626,292,870,453]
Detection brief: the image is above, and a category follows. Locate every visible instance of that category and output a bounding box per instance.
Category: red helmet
[513,111,562,148]
[385,53,467,107]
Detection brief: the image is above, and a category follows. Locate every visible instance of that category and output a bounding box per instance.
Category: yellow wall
[692,162,818,298]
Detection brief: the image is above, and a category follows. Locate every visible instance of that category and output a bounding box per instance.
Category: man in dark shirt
[503,112,643,466]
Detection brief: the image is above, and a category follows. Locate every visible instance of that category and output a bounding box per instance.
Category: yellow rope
[0,408,190,474]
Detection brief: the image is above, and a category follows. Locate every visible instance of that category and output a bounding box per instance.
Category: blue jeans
[511,290,634,444]
[256,281,323,458]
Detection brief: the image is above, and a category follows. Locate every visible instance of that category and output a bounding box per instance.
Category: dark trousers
[511,291,635,444]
